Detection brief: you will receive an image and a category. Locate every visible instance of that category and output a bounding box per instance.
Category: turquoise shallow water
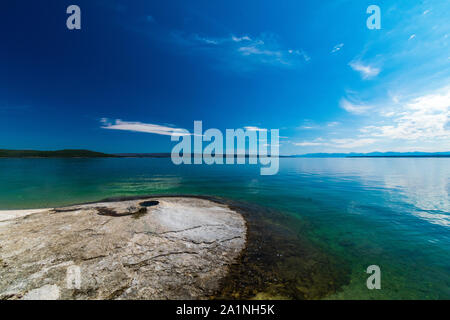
[0,158,449,299]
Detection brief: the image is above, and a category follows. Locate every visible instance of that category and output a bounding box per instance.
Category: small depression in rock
[139,200,159,207]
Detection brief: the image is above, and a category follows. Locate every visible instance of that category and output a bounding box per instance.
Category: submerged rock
[0,197,246,300]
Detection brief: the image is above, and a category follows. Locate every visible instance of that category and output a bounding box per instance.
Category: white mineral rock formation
[0,197,246,300]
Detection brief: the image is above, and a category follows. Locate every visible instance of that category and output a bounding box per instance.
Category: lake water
[0,158,449,299]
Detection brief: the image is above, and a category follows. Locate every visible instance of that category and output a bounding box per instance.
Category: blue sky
[1,0,449,154]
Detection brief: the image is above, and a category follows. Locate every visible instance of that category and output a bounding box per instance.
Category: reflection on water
[0,157,449,298]
[288,158,449,224]
[106,176,183,193]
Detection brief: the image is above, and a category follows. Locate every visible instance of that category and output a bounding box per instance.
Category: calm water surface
[0,158,449,299]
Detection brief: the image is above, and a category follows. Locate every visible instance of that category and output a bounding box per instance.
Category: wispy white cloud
[360,87,450,141]
[244,126,268,132]
[331,43,344,53]
[287,49,310,62]
[340,98,372,115]
[100,119,189,136]
[193,34,220,45]
[231,35,252,42]
[349,60,380,79]
[238,46,279,57]
[299,86,450,152]
[297,120,340,130]
[172,33,310,70]
[233,34,310,66]
[296,84,449,152]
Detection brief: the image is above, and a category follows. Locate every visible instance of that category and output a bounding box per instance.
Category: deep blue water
[0,158,449,299]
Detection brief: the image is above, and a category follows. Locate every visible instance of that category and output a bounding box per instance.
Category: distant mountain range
[286,151,450,158]
[1,149,449,158]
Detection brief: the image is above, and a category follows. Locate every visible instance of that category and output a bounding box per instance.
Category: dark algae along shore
[211,197,350,299]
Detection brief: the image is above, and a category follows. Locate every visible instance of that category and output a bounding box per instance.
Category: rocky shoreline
[0,197,247,300]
